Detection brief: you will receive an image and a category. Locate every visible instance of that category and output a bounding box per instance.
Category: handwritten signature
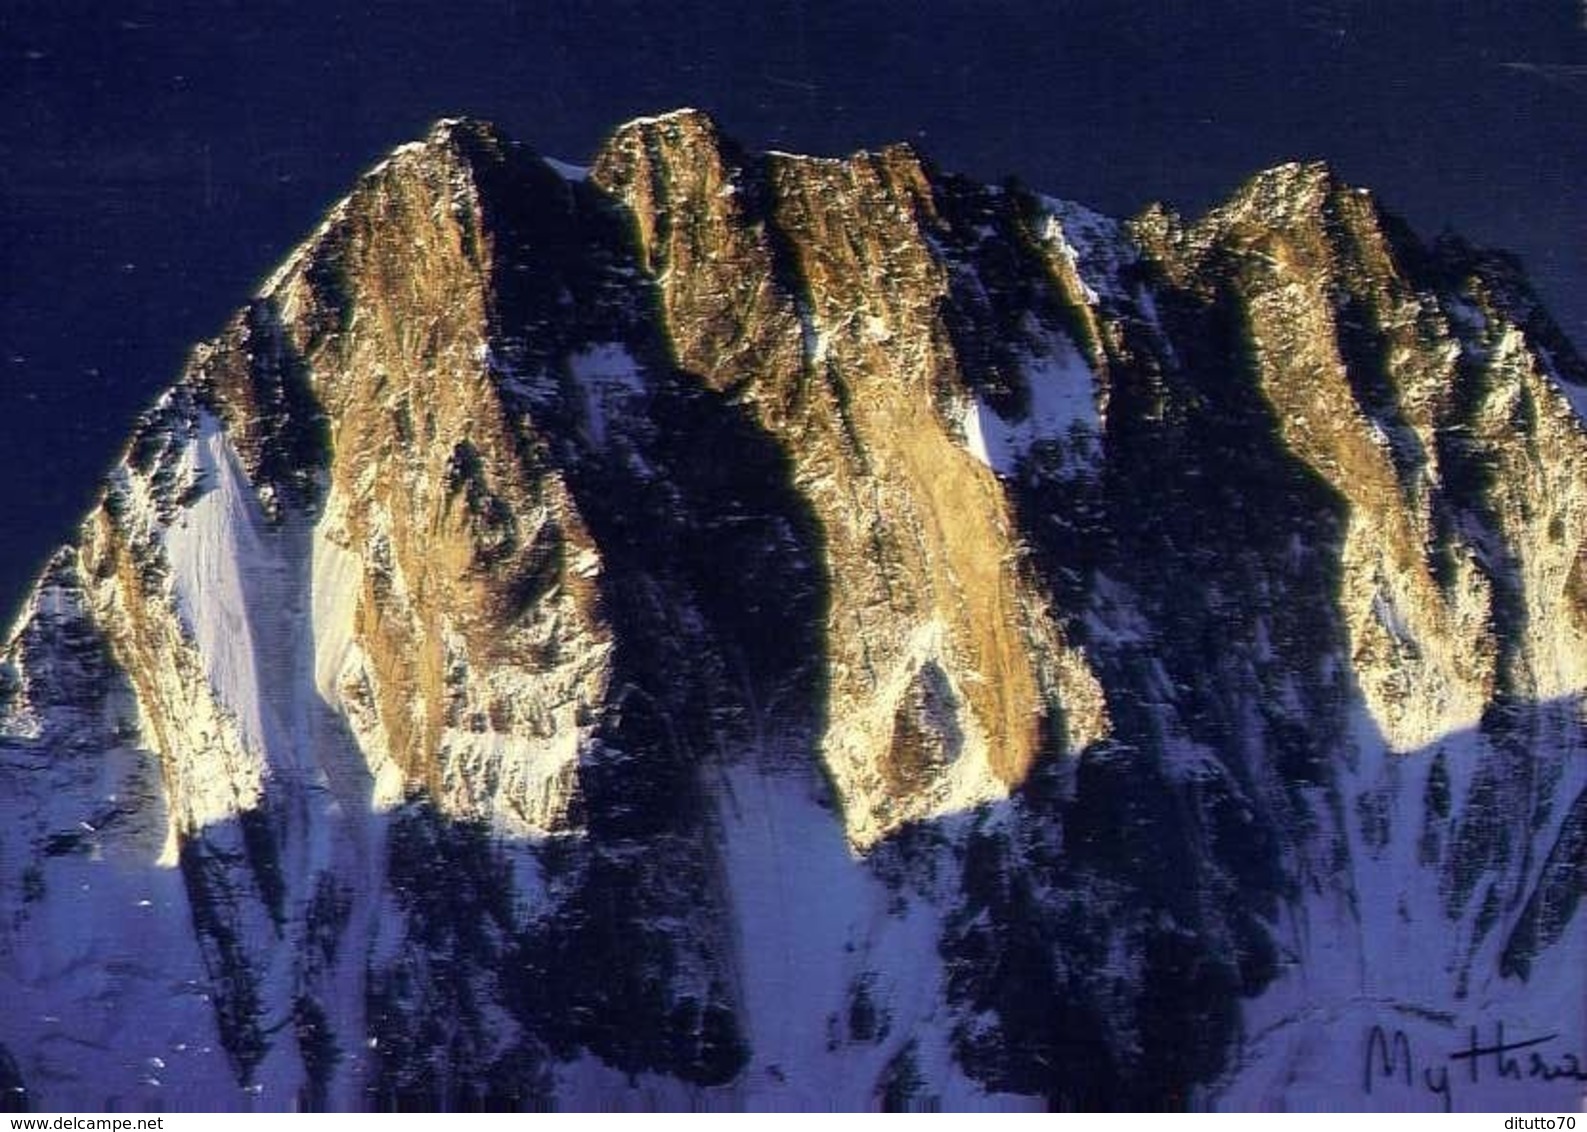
[1364,1022,1587,1112]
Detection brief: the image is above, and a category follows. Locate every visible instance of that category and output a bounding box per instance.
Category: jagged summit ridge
[1,113,1584,1112]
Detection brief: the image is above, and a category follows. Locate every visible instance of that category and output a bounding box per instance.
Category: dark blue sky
[2,0,1584,621]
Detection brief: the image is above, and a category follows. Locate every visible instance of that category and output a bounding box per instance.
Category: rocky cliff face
[1,111,1582,1112]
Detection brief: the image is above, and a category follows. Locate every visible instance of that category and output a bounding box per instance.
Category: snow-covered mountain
[1,111,1583,1112]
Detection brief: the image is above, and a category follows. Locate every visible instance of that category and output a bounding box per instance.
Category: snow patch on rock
[960,330,1100,477]
[569,343,647,448]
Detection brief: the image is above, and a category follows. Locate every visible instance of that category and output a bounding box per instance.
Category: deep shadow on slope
[232,135,835,1107]
[908,184,1347,1109]
[916,170,1587,1110]
[890,695,1586,1112]
[439,128,833,1096]
[0,134,837,1110]
[898,219,1582,1099]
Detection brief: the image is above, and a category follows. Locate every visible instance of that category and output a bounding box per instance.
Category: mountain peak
[600,107,731,166]
[616,105,718,130]
[1192,157,1360,239]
